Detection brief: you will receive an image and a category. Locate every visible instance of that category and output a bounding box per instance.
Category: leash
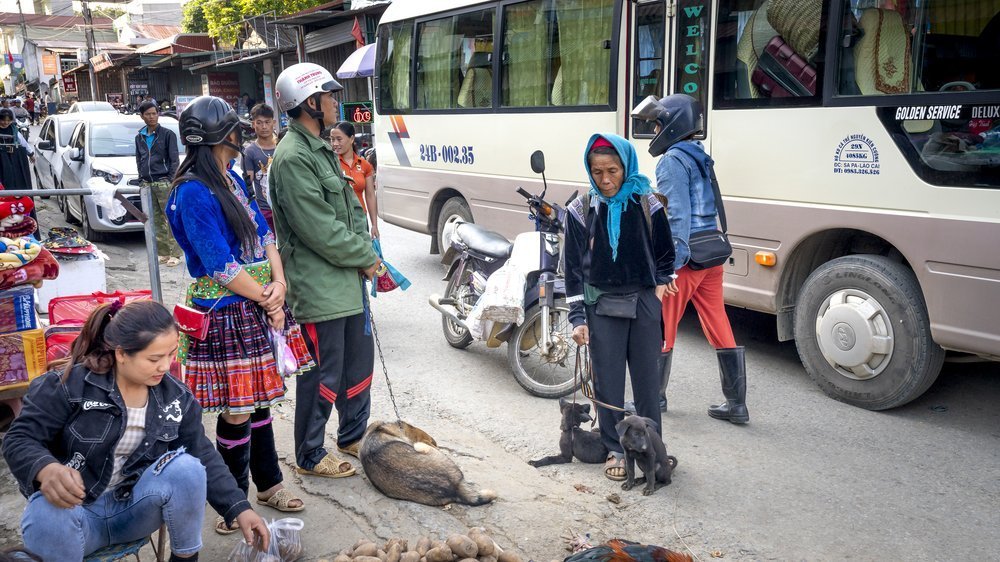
[576,344,628,414]
[363,285,403,424]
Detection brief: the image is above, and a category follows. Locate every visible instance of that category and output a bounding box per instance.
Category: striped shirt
[107,404,147,489]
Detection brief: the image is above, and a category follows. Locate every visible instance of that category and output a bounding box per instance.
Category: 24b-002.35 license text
[419,144,475,165]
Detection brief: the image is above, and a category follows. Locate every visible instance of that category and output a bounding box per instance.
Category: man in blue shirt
[134,100,182,266]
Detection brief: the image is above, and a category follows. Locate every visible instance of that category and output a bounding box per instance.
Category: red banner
[207,72,240,108]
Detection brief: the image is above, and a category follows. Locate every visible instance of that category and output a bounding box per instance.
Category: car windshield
[90,121,184,157]
[58,120,81,147]
[77,102,116,112]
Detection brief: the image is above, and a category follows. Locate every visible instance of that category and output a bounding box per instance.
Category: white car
[33,114,87,194]
[66,101,118,113]
[59,114,183,241]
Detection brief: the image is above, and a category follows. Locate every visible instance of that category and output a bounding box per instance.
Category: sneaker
[295,454,356,478]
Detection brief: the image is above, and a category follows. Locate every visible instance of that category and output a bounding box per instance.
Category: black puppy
[529,398,608,467]
[615,415,677,496]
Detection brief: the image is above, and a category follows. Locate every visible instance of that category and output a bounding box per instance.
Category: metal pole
[82,1,98,102]
[140,184,163,303]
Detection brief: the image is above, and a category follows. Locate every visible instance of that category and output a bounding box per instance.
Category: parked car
[33,114,86,196]
[59,114,182,241]
[66,101,118,113]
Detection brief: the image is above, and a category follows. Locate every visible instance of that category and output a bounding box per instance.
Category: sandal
[604,455,626,481]
[215,515,240,535]
[256,488,305,512]
[165,256,182,267]
[295,453,356,479]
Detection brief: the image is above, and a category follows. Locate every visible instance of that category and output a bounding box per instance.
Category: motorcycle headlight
[91,164,123,184]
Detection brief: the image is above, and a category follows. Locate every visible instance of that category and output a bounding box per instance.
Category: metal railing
[2,185,164,303]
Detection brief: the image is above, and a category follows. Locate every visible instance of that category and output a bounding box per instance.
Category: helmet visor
[630,95,665,122]
[321,79,344,94]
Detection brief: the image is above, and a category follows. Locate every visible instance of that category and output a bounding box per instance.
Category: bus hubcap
[815,289,894,380]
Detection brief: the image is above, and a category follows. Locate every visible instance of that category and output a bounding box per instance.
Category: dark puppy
[615,415,677,496]
[529,398,608,467]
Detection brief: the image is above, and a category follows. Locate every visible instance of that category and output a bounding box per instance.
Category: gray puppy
[615,415,678,496]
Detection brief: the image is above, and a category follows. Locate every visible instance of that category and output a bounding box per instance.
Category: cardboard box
[0,328,47,391]
[0,286,38,334]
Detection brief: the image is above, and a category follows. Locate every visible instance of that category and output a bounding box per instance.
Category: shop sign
[175,95,198,114]
[128,80,149,97]
[63,74,77,93]
[90,53,114,73]
[342,101,373,124]
[42,54,59,75]
[207,72,241,108]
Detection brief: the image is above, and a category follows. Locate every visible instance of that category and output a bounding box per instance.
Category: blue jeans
[21,452,207,560]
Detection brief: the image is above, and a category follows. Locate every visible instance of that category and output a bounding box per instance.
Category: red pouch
[173,304,210,341]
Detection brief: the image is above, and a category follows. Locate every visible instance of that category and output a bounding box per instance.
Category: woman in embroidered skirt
[165,95,315,534]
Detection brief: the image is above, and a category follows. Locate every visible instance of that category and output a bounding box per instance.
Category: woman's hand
[236,509,271,551]
[370,223,380,240]
[267,307,286,330]
[37,463,85,508]
[259,281,286,313]
[656,281,679,301]
[572,324,590,345]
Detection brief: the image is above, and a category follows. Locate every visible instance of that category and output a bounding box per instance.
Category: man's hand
[572,324,590,346]
[362,257,383,280]
[656,281,679,301]
[37,463,85,508]
[235,509,271,551]
[259,281,286,313]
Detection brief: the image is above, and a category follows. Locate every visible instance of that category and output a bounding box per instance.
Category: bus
[372,0,1000,410]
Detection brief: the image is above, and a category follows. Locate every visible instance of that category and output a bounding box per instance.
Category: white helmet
[274,62,343,112]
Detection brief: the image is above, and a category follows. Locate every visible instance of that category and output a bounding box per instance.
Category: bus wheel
[794,255,944,410]
[437,197,471,254]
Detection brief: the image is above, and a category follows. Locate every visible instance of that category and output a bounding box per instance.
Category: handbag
[594,292,639,319]
[173,298,222,341]
[673,145,733,271]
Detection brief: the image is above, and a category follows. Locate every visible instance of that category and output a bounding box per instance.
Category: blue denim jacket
[654,141,719,271]
[1,367,252,525]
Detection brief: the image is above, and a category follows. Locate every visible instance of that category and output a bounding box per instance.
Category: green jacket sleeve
[275,151,378,269]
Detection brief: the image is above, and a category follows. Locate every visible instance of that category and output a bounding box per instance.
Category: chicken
[563,539,693,562]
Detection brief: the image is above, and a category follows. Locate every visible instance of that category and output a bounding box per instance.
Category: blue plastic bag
[370,239,411,297]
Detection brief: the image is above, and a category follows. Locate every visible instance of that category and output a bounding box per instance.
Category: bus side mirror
[530,150,545,174]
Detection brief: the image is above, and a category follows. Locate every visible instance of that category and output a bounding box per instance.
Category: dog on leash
[359,420,497,507]
[529,398,608,467]
[615,415,677,496]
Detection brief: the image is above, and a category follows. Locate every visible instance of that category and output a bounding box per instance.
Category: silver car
[33,114,86,195]
[66,101,118,113]
[59,114,182,241]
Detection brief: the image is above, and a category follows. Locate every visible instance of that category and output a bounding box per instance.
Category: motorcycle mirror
[566,190,578,206]
[530,150,545,174]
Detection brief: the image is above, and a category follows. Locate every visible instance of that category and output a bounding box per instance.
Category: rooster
[563,539,693,562]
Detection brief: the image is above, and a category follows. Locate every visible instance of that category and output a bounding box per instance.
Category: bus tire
[437,197,472,254]
[793,255,944,410]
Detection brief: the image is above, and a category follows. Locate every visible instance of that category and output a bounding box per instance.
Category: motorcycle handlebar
[516,187,532,200]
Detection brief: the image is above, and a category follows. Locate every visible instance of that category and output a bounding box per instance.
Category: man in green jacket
[269,63,380,479]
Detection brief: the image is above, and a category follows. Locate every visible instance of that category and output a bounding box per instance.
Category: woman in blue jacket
[1,301,270,561]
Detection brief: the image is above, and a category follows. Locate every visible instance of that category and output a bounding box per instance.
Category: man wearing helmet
[269,63,381,478]
[631,94,750,425]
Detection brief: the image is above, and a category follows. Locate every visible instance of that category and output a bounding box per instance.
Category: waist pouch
[595,292,639,319]
[687,229,732,270]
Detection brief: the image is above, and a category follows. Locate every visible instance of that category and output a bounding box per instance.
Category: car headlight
[91,164,123,184]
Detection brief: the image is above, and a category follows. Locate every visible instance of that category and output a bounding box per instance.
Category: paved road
[3,129,999,560]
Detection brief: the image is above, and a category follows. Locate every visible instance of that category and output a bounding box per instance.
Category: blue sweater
[166,170,275,306]
[654,140,719,271]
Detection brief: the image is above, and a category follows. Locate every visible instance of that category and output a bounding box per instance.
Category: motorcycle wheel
[508,300,580,399]
[441,263,474,349]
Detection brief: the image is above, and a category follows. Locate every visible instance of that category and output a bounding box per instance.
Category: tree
[182,0,210,33]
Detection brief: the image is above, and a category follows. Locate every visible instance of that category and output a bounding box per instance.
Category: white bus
[372,0,1000,410]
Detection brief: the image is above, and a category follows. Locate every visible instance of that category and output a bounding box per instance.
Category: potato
[497,552,522,562]
[431,541,448,552]
[377,549,388,562]
[355,539,376,550]
[386,539,409,553]
[355,557,383,562]
[400,552,422,562]
[354,543,380,558]
[467,531,494,557]
[478,556,497,562]
[458,559,478,562]
[339,549,353,558]
[425,546,454,562]
[387,544,403,562]
[447,535,478,559]
[334,556,352,562]
[416,538,432,556]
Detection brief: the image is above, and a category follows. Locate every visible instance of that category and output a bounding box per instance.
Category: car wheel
[793,254,945,411]
[63,188,80,225]
[32,168,49,199]
[79,197,105,242]
[436,197,472,256]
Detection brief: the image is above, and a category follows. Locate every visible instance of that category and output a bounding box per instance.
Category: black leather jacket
[134,125,179,182]
[2,367,251,524]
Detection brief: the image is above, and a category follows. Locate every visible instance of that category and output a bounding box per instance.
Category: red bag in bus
[752,36,817,97]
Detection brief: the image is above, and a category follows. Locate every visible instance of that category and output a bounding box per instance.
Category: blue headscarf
[583,133,652,261]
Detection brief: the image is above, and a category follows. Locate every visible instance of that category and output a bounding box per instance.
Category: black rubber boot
[170,553,199,562]
[216,415,251,495]
[708,347,749,424]
[657,350,673,411]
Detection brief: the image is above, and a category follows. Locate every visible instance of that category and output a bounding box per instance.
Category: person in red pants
[632,94,749,424]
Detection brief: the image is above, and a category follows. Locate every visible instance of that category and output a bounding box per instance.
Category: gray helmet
[631,94,704,156]
[274,62,343,113]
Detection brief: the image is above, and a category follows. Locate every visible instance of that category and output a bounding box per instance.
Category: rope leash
[576,344,628,414]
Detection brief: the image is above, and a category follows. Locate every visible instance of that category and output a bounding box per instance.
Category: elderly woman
[565,134,677,481]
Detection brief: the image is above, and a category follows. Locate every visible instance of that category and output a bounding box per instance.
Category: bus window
[633,1,666,136]
[713,0,823,105]
[416,8,495,110]
[378,20,413,112]
[500,0,615,108]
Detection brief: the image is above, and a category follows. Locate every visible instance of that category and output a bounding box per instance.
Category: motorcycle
[429,151,580,398]
[16,116,30,140]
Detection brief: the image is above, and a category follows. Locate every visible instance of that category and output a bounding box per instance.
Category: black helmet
[179,95,242,147]
[631,94,704,156]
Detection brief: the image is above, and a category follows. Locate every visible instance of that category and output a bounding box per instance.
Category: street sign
[62,75,77,93]
[341,101,373,125]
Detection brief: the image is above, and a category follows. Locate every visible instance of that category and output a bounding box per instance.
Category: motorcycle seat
[456,223,512,259]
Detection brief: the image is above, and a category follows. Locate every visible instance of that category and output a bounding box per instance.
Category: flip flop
[256,488,305,512]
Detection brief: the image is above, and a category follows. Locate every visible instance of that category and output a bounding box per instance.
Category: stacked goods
[37,227,105,311]
[0,286,45,393]
[327,529,524,562]
[45,291,152,364]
